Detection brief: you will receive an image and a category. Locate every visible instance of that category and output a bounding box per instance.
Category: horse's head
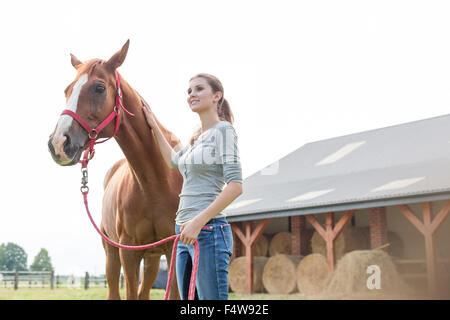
[48,40,130,166]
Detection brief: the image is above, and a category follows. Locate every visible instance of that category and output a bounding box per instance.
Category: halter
[61,70,135,169]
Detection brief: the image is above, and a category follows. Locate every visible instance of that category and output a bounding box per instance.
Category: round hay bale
[243,234,269,257]
[262,254,302,294]
[321,250,410,298]
[296,253,329,295]
[311,227,370,260]
[268,232,292,256]
[228,256,268,293]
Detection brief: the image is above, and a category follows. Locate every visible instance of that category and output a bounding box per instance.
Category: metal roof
[225,114,450,222]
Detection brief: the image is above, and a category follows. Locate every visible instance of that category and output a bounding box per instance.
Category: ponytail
[218,98,234,124]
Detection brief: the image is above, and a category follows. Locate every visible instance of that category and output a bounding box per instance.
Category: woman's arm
[142,104,181,168]
[179,182,243,245]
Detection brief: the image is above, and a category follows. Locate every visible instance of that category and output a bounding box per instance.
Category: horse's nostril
[63,134,73,156]
[63,134,71,147]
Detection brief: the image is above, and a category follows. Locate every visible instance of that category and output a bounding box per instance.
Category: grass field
[0,287,426,300]
[0,287,307,300]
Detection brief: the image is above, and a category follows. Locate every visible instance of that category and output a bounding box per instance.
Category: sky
[1,0,450,276]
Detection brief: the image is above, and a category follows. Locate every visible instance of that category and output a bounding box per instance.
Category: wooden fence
[0,271,125,290]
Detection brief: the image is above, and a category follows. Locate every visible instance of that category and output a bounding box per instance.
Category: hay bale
[228,256,268,293]
[296,253,329,295]
[243,234,269,257]
[262,254,303,294]
[321,250,410,298]
[268,232,292,256]
[311,227,370,260]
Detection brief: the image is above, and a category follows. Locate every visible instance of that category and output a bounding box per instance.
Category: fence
[0,271,125,290]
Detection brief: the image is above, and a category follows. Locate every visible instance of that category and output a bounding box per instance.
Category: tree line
[0,242,54,272]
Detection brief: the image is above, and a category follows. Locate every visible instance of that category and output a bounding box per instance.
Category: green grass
[0,287,163,300]
[0,287,306,300]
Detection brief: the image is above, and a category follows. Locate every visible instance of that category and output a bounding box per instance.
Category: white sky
[1,0,450,276]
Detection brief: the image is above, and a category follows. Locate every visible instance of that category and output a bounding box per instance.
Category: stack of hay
[230,227,408,298]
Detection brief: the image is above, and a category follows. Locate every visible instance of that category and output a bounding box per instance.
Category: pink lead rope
[82,190,199,300]
[62,71,199,300]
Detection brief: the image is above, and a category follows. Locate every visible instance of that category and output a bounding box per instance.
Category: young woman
[142,73,243,300]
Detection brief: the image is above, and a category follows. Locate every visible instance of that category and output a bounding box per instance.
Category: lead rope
[80,160,199,300]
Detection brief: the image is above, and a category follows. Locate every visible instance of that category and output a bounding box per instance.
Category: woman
[142,73,243,300]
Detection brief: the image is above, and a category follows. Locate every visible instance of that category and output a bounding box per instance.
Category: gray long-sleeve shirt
[170,121,243,225]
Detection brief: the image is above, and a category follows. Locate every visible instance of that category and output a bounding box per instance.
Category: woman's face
[187,77,222,113]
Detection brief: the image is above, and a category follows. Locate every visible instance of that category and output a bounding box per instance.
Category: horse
[47,40,183,300]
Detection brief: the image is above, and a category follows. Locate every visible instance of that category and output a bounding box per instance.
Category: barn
[225,113,450,298]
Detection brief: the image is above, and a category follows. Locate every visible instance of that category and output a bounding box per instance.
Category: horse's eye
[95,83,105,93]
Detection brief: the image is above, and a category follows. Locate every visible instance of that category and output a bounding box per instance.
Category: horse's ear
[70,53,83,70]
[105,39,130,71]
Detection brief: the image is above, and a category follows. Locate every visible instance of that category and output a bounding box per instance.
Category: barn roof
[225,114,450,222]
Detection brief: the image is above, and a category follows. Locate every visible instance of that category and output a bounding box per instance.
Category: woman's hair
[189,73,234,145]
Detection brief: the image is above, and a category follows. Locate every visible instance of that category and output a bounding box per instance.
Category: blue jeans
[175,218,233,300]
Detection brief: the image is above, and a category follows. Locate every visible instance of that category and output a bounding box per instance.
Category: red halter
[61,71,135,168]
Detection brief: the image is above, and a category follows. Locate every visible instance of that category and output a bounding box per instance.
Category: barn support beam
[231,219,271,293]
[290,215,308,255]
[369,207,389,252]
[396,200,450,296]
[306,210,356,273]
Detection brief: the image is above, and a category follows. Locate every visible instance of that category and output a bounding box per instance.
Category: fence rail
[0,271,125,290]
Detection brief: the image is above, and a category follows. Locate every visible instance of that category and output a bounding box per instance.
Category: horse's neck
[114,78,179,188]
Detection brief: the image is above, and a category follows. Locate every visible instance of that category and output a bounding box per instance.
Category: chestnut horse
[48,40,182,300]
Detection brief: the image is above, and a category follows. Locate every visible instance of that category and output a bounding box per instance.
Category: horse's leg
[119,240,143,300]
[164,243,180,300]
[101,239,122,300]
[137,254,160,300]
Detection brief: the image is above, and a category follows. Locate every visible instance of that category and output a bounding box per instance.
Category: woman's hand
[142,103,157,129]
[179,218,203,246]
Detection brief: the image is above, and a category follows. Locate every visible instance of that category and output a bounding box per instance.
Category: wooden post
[84,272,89,290]
[231,219,271,293]
[245,222,253,295]
[14,270,18,290]
[50,271,54,290]
[396,200,450,296]
[306,210,356,273]
[231,222,243,259]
